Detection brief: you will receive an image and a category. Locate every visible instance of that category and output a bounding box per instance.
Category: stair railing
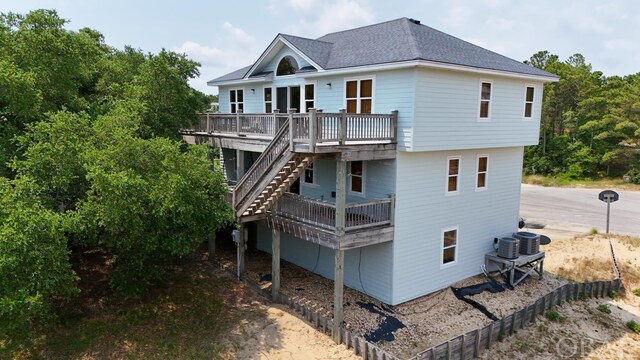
[233,118,291,210]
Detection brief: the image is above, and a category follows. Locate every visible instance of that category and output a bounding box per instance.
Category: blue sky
[2,0,639,94]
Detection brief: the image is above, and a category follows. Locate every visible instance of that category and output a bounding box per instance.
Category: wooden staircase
[232,119,314,219]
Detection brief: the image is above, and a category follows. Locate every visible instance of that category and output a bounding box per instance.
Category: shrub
[626,320,640,333]
[632,288,640,297]
[596,304,611,314]
[545,310,566,322]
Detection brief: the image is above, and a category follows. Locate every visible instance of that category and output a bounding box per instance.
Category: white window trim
[229,88,244,113]
[440,226,459,268]
[347,161,366,196]
[343,75,376,113]
[274,54,299,78]
[302,162,318,187]
[477,79,493,121]
[445,156,461,196]
[303,81,316,113]
[263,86,274,113]
[523,84,535,121]
[475,154,489,192]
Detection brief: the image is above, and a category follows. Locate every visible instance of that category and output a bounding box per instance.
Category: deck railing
[190,109,397,147]
[274,193,394,232]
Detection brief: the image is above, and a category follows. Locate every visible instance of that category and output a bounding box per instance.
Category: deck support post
[335,160,347,237]
[236,149,245,179]
[309,108,317,153]
[237,223,245,279]
[333,249,344,343]
[288,109,295,150]
[333,160,347,343]
[338,109,347,145]
[271,228,281,301]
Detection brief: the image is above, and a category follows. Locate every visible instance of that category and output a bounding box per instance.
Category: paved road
[520,184,640,237]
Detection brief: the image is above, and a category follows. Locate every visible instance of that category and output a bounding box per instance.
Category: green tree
[0,178,78,340]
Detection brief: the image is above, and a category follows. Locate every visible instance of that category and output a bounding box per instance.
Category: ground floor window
[442,227,458,265]
[348,161,365,195]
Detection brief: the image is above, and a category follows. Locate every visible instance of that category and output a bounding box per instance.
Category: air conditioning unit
[497,237,519,259]
[514,231,540,255]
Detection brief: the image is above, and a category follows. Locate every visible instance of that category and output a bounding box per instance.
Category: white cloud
[273,0,376,37]
[173,22,261,94]
[222,22,255,46]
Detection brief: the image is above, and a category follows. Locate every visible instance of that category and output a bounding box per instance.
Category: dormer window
[276,56,298,76]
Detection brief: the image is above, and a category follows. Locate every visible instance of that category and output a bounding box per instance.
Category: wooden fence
[409,239,623,360]
[276,293,400,360]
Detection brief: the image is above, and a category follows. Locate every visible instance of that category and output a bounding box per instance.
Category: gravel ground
[214,241,564,359]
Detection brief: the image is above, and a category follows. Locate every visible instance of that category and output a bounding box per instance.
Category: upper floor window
[442,227,458,266]
[524,86,535,119]
[230,89,244,113]
[478,81,492,120]
[304,84,315,112]
[276,56,298,76]
[345,78,373,114]
[476,155,488,191]
[264,88,273,113]
[348,161,365,195]
[446,156,460,194]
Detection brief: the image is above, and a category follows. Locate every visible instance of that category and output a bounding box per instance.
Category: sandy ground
[224,303,359,360]
[214,228,640,359]
[213,265,359,360]
[481,233,640,359]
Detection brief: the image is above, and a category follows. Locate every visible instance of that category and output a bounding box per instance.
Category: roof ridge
[280,33,333,45]
[317,17,407,39]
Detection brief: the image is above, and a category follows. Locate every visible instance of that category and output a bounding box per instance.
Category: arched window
[276,56,298,76]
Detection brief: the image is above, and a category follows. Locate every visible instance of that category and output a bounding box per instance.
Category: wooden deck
[182,109,398,156]
[266,193,395,250]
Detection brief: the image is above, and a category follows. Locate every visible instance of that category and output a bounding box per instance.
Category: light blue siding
[412,68,544,151]
[256,223,393,304]
[391,147,524,304]
[301,159,396,203]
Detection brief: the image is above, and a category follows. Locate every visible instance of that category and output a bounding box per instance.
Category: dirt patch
[482,234,640,359]
[215,240,564,358]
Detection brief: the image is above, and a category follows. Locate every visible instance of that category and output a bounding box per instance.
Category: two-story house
[188,18,558,339]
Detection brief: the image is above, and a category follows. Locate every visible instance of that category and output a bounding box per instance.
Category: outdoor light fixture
[326,83,332,89]
[250,88,255,94]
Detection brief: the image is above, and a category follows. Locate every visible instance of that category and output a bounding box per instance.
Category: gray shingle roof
[209,17,556,84]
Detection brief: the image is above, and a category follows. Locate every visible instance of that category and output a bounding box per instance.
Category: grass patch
[596,304,611,314]
[522,174,640,190]
[555,257,615,282]
[589,228,599,235]
[626,320,640,333]
[545,310,567,322]
[632,288,640,297]
[1,248,264,359]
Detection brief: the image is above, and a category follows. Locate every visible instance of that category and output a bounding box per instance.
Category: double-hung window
[524,85,535,119]
[345,78,373,114]
[348,161,365,195]
[264,88,273,113]
[442,227,458,266]
[304,84,315,112]
[476,155,488,190]
[230,89,244,113]
[446,156,460,194]
[478,81,492,120]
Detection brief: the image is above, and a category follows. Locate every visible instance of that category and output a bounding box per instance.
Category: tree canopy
[524,51,640,181]
[0,9,231,341]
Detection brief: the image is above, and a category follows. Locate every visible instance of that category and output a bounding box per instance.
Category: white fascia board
[300,60,559,82]
[244,35,323,79]
[207,76,271,87]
